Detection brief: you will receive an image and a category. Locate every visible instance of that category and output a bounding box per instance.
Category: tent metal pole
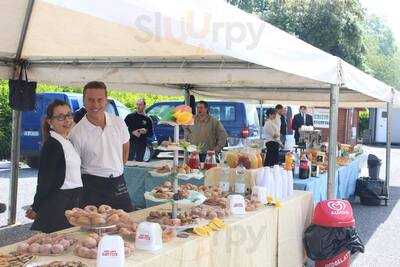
[8,111,21,225]
[8,0,35,226]
[385,101,392,200]
[327,84,339,199]
[259,100,263,140]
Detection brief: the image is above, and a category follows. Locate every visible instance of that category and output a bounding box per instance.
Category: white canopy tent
[0,0,397,225]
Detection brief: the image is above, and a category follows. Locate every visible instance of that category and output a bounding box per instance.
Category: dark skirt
[31,187,82,233]
[264,141,280,167]
[81,174,134,212]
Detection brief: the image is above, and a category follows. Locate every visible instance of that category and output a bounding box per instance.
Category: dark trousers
[265,141,280,167]
[81,174,134,212]
[129,141,146,162]
[31,187,82,233]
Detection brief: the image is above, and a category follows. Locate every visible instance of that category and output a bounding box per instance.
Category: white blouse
[50,131,83,189]
[264,119,282,144]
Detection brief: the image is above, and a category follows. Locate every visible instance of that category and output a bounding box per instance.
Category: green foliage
[363,15,400,89]
[229,0,366,68]
[0,81,182,159]
[358,108,369,138]
[0,80,12,159]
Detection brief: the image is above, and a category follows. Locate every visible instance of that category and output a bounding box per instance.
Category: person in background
[124,99,153,161]
[184,101,228,161]
[69,81,134,212]
[264,108,282,166]
[292,105,313,145]
[26,100,83,233]
[275,104,287,146]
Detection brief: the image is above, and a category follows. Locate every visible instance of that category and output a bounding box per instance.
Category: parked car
[20,92,135,168]
[146,101,260,151]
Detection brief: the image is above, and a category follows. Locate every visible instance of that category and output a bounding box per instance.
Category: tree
[228,0,366,68]
[363,15,400,89]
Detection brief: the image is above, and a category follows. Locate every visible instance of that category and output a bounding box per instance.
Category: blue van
[146,101,260,146]
[21,92,132,168]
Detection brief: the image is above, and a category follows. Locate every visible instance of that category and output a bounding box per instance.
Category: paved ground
[1,146,400,266]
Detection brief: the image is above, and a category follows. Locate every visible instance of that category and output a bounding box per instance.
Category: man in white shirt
[70,81,133,212]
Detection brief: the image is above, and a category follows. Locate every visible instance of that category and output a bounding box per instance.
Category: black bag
[304,224,364,261]
[8,64,36,111]
[355,177,386,206]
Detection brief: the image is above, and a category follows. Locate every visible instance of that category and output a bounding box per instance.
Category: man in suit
[292,106,313,145]
[275,104,287,145]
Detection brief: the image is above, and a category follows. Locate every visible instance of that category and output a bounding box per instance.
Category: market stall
[0,191,312,267]
[1,0,398,227]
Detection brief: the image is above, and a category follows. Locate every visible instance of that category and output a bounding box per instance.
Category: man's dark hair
[137,98,146,106]
[197,100,209,109]
[300,105,307,110]
[275,104,283,110]
[83,81,107,98]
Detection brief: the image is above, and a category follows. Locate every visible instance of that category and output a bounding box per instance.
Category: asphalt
[1,146,400,266]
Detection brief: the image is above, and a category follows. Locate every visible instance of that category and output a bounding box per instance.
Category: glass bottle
[234,164,246,196]
[204,150,217,170]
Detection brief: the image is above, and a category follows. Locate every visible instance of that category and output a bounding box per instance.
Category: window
[209,105,236,122]
[245,105,260,127]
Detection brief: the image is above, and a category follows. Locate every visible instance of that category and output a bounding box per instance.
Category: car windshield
[209,104,236,122]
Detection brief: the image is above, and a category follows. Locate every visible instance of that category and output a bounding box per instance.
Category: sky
[361,0,400,42]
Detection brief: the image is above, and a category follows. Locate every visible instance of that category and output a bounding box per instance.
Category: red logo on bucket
[138,234,151,241]
[327,201,349,216]
[323,251,350,267]
[102,250,118,257]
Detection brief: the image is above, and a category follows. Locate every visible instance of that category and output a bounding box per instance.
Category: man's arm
[215,121,228,152]
[123,141,130,164]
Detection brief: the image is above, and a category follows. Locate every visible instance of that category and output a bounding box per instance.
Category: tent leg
[385,102,392,203]
[259,100,263,140]
[327,84,339,200]
[8,110,22,225]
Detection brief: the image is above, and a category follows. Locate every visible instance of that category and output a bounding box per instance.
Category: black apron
[81,174,134,212]
[31,187,82,233]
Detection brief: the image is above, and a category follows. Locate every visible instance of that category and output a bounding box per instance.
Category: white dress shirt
[50,131,83,189]
[264,119,282,145]
[69,112,130,177]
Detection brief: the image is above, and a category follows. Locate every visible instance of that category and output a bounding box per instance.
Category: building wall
[317,108,359,144]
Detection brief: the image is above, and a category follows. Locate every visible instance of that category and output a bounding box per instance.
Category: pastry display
[245,198,263,211]
[65,205,134,228]
[146,211,199,227]
[74,233,134,259]
[16,233,77,256]
[155,165,171,174]
[190,204,229,219]
[152,181,195,200]
[336,156,350,166]
[177,163,191,174]
[161,226,176,243]
[0,252,35,267]
[35,261,87,267]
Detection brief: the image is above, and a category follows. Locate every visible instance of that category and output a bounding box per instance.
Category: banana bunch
[267,196,282,208]
[193,218,226,236]
[173,105,193,125]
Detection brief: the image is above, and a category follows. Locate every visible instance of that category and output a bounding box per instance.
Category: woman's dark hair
[42,100,70,142]
[266,108,277,118]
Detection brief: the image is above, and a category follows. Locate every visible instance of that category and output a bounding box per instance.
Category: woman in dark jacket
[26,100,83,233]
